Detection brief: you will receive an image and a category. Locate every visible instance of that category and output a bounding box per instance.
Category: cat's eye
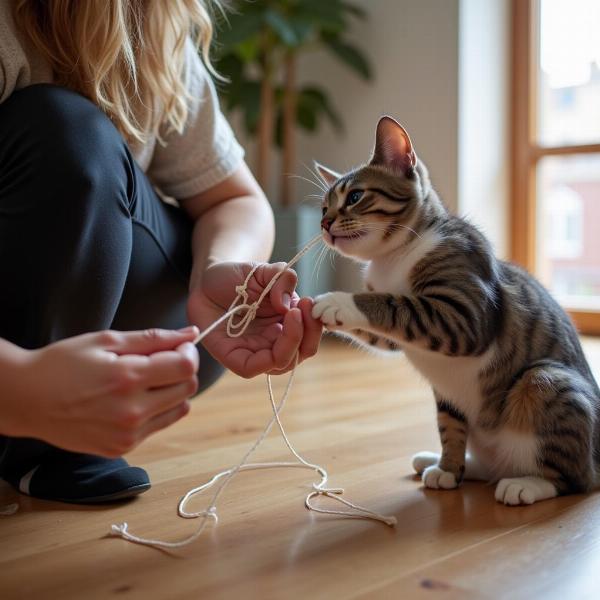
[346,190,363,206]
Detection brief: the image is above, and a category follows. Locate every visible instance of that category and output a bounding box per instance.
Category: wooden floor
[2,337,600,599]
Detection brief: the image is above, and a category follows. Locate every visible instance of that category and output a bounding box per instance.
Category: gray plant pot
[271,204,332,298]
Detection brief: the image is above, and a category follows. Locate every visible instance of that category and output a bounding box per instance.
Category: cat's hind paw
[412,451,440,475]
[312,292,368,330]
[494,477,558,506]
[422,465,458,490]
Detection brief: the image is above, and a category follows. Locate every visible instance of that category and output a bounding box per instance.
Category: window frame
[511,0,600,334]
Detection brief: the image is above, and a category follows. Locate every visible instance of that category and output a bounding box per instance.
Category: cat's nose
[321,216,333,231]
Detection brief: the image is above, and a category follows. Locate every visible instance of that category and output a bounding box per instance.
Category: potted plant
[212,0,373,294]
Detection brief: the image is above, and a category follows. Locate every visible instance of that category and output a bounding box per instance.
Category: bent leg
[0,85,221,502]
[0,85,150,501]
[109,169,223,393]
[494,363,596,505]
[0,84,223,390]
[419,396,468,490]
[0,84,135,347]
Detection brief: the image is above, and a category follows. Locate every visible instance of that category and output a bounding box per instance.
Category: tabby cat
[311,116,600,505]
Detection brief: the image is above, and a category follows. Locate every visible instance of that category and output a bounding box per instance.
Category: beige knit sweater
[0,0,244,199]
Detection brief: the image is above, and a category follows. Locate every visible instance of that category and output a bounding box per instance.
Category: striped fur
[312,116,600,505]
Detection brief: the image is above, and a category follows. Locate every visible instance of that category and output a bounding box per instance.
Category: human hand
[187,262,322,378]
[3,328,200,457]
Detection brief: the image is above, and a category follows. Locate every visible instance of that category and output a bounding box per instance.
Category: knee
[2,85,128,199]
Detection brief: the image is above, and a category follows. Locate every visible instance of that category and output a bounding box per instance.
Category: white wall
[296,0,460,214]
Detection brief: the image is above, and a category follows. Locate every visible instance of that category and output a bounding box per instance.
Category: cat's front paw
[312,292,368,330]
[422,465,458,490]
[412,451,440,475]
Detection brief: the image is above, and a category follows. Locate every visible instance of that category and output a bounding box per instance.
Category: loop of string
[110,235,396,550]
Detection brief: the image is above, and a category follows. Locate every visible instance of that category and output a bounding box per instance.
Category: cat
[311,116,600,506]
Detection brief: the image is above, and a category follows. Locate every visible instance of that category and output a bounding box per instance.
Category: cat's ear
[370,116,417,174]
[314,161,340,187]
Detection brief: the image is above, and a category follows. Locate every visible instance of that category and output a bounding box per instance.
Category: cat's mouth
[323,230,367,245]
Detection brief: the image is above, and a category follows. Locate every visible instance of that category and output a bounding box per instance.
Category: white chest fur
[364,229,443,295]
[363,227,494,424]
[403,344,495,424]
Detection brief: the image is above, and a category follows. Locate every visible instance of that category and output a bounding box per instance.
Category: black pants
[0,85,223,470]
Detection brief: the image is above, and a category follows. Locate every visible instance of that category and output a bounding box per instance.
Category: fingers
[264,307,303,372]
[265,299,322,374]
[297,297,322,362]
[176,341,200,372]
[136,377,197,426]
[96,326,200,356]
[127,342,200,389]
[137,399,191,441]
[234,308,303,378]
[120,374,197,423]
[108,379,196,456]
[260,264,298,314]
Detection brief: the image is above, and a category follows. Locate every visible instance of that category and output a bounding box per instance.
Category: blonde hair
[14,0,218,144]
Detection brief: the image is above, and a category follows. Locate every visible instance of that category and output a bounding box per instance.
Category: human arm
[182,162,322,378]
[147,43,321,374]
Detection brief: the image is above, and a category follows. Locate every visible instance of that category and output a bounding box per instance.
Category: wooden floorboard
[2,337,600,599]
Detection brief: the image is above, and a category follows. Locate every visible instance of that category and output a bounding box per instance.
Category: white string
[110,235,396,550]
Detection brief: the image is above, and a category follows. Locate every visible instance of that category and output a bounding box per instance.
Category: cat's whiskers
[359,222,423,240]
[305,163,333,193]
[289,174,327,194]
[304,162,331,192]
[310,242,328,284]
[328,244,337,269]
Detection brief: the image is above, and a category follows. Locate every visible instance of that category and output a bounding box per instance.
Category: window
[543,185,583,261]
[512,0,600,333]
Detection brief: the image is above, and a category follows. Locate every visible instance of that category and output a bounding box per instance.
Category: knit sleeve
[0,0,32,103]
[147,40,245,199]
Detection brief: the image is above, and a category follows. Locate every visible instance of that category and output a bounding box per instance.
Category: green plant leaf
[287,17,315,45]
[239,81,262,134]
[293,0,347,33]
[322,36,372,79]
[339,1,368,20]
[276,84,345,144]
[215,10,265,47]
[297,101,318,132]
[301,86,344,132]
[219,75,261,134]
[265,9,299,46]
[235,37,261,62]
[211,0,371,147]
[215,52,244,83]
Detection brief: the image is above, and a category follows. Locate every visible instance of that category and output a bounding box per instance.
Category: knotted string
[110,235,396,550]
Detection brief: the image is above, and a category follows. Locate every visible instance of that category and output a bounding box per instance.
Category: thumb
[264,267,298,314]
[97,326,200,356]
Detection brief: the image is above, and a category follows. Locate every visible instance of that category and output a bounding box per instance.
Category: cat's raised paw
[312,292,367,330]
[494,477,558,506]
[422,465,458,490]
[412,451,440,475]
